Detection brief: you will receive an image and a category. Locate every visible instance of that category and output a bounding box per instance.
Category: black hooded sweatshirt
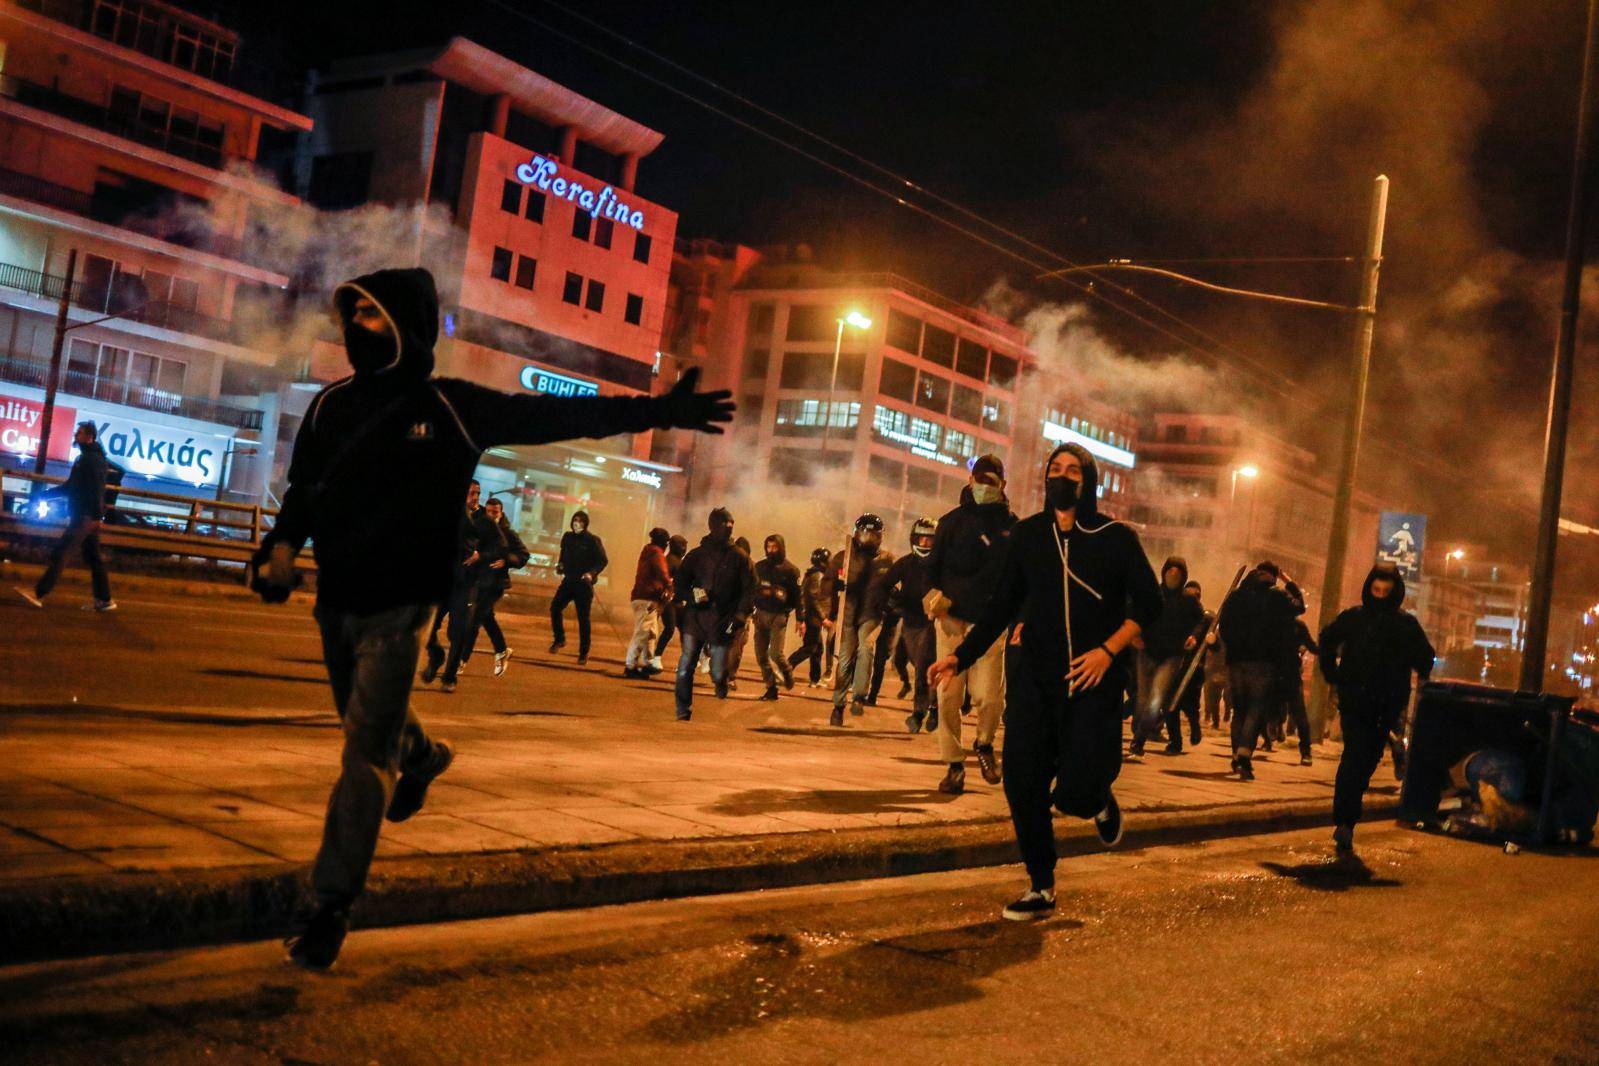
[926,485,1018,624]
[1217,571,1305,665]
[753,535,802,616]
[52,439,109,521]
[261,268,688,613]
[953,443,1161,684]
[1317,565,1436,717]
[558,525,608,583]
[677,532,757,643]
[1141,556,1208,660]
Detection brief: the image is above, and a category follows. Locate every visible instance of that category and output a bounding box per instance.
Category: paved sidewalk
[0,588,1377,883]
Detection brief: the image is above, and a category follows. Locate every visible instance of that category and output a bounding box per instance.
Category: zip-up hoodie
[926,486,1017,623]
[1317,564,1436,716]
[259,267,694,613]
[953,442,1161,683]
[753,535,802,615]
[1141,556,1208,660]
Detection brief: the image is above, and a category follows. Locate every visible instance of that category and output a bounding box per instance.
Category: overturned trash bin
[1400,681,1599,846]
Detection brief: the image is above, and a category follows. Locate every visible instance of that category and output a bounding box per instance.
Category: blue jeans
[1228,661,1278,759]
[311,602,438,904]
[675,630,728,718]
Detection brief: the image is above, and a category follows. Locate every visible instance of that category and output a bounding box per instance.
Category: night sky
[238,0,1599,581]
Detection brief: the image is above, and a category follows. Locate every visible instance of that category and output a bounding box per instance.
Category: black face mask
[1045,476,1081,511]
[765,550,780,562]
[343,324,399,375]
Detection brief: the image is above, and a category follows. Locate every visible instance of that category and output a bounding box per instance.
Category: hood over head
[1044,442,1102,525]
[1161,556,1189,587]
[668,534,689,556]
[648,527,670,549]
[334,267,440,381]
[1361,562,1407,611]
[764,533,786,561]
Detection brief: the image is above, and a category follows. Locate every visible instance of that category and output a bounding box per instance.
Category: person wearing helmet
[788,547,836,684]
[929,443,1161,922]
[874,517,940,733]
[828,513,896,725]
[925,453,1018,793]
[624,527,673,679]
[750,534,803,700]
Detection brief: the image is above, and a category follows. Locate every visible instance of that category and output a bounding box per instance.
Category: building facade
[0,0,310,509]
[297,37,680,572]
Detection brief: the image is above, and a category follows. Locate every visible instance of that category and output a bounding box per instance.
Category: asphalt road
[4,824,1598,1064]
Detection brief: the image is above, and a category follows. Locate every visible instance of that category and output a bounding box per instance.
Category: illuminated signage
[622,466,663,489]
[0,395,73,462]
[519,366,599,398]
[515,155,647,230]
[78,406,232,487]
[1041,420,1137,469]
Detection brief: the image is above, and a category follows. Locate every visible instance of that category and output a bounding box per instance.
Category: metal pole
[30,248,76,482]
[819,317,845,460]
[1522,0,1599,693]
[1310,176,1388,726]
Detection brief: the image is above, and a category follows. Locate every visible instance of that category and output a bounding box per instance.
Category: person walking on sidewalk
[625,527,673,679]
[1128,557,1206,757]
[925,454,1017,793]
[457,495,527,679]
[828,513,896,726]
[16,422,116,612]
[436,484,500,692]
[550,511,607,665]
[928,442,1161,921]
[673,507,756,720]
[788,547,835,685]
[1217,560,1305,781]
[250,267,732,970]
[880,516,939,734]
[1277,617,1319,765]
[1202,625,1229,729]
[1318,562,1435,854]
[1164,580,1209,750]
[723,536,755,690]
[420,479,488,688]
[651,533,689,672]
[752,534,801,700]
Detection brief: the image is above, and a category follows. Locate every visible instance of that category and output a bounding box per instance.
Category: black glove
[657,367,734,434]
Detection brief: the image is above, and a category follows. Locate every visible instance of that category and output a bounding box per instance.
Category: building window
[774,398,861,435]
[906,466,940,499]
[490,246,513,282]
[886,308,921,354]
[748,302,775,339]
[779,351,862,390]
[744,348,770,380]
[572,211,592,241]
[514,255,536,290]
[982,396,1012,434]
[625,292,644,325]
[562,271,583,305]
[943,426,975,459]
[950,383,982,426]
[869,455,904,489]
[987,352,1018,389]
[594,216,614,250]
[500,179,521,213]
[921,323,955,367]
[785,304,835,342]
[524,190,546,223]
[585,278,606,312]
[633,232,652,263]
[916,372,950,414]
[957,339,988,380]
[880,358,917,403]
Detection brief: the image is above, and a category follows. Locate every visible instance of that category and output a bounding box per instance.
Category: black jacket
[1217,574,1306,665]
[828,542,896,628]
[51,440,109,521]
[799,565,833,625]
[953,511,1162,683]
[677,534,757,643]
[876,552,934,629]
[477,515,530,592]
[753,535,802,616]
[926,491,1018,623]
[1318,566,1436,716]
[558,529,608,583]
[260,268,683,614]
[1142,556,1207,660]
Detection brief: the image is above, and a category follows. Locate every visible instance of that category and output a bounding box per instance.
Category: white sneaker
[494,648,512,677]
[1002,887,1056,921]
[87,599,117,612]
[14,587,43,608]
[648,657,665,673]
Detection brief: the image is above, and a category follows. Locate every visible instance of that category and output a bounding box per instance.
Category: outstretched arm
[448,367,733,449]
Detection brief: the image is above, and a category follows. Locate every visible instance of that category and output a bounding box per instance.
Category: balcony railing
[0,74,225,170]
[0,353,264,430]
[0,257,241,344]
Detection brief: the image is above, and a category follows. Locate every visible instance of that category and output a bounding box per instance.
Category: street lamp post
[1229,464,1259,555]
[818,309,872,461]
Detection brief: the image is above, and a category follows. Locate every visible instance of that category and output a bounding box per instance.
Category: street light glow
[1237,464,1259,478]
[1450,548,1466,560]
[843,311,873,330]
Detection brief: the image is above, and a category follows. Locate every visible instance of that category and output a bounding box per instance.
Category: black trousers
[36,517,110,603]
[466,585,507,658]
[788,617,829,682]
[1163,668,1203,747]
[653,601,678,659]
[1334,702,1396,827]
[1228,661,1277,759]
[550,578,593,654]
[868,618,907,700]
[1003,662,1124,891]
[1281,674,1312,758]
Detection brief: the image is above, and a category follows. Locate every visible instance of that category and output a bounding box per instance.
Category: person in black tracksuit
[420,480,493,688]
[878,517,939,733]
[1129,556,1206,757]
[674,507,756,719]
[652,534,689,667]
[1163,580,1209,750]
[550,510,606,664]
[1318,562,1435,852]
[1272,617,1319,763]
[250,267,731,969]
[459,495,528,674]
[752,533,802,700]
[930,442,1161,921]
[19,421,114,609]
[787,548,835,684]
[1217,560,1304,781]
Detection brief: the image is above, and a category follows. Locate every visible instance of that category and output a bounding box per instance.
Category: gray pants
[832,616,881,711]
[752,609,792,686]
[312,602,439,905]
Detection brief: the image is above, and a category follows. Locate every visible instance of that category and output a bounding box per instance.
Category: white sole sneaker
[14,587,43,608]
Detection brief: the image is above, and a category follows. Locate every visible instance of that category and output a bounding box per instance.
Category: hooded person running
[929,442,1161,922]
[674,507,756,719]
[551,510,607,665]
[251,268,732,969]
[1318,562,1435,854]
[1128,556,1206,757]
[752,534,802,700]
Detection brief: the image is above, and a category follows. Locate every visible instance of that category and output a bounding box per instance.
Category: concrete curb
[0,795,1400,964]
